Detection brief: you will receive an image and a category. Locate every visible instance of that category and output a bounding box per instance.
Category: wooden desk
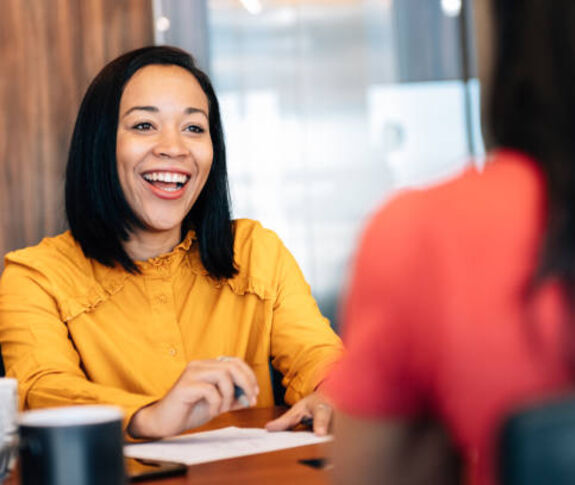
[7,407,331,485]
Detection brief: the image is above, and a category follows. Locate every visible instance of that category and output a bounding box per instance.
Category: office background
[0,0,482,329]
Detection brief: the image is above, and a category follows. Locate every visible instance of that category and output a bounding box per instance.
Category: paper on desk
[124,426,332,466]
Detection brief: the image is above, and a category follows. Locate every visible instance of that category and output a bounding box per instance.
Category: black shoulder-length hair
[65,46,237,279]
[488,0,575,290]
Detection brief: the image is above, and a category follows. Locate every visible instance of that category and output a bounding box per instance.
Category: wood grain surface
[0,0,153,264]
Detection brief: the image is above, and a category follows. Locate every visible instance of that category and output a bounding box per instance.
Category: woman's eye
[185,125,205,134]
[133,122,153,131]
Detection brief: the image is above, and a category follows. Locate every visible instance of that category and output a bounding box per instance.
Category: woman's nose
[152,129,188,158]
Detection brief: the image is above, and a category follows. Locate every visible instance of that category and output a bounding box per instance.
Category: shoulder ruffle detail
[186,254,274,301]
[59,273,130,323]
[224,275,274,300]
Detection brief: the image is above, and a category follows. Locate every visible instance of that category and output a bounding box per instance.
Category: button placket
[148,271,183,362]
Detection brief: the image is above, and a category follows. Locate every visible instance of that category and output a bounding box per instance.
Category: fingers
[264,405,304,432]
[211,371,235,413]
[178,381,222,418]
[130,382,223,439]
[312,403,332,436]
[215,357,259,407]
[178,382,223,428]
[179,358,259,410]
[137,357,259,438]
[264,393,333,436]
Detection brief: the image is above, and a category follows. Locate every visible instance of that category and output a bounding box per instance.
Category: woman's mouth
[142,171,190,193]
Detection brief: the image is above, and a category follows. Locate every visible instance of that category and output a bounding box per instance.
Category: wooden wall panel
[0,0,153,263]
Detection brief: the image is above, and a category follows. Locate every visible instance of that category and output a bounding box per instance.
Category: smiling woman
[64,47,235,278]
[0,46,342,440]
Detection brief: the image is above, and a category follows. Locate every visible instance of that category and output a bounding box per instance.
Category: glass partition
[155,0,483,328]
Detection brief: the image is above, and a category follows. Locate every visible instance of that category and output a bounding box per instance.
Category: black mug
[19,406,125,485]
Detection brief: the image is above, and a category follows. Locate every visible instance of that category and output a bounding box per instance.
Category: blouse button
[156,294,167,304]
[168,348,177,357]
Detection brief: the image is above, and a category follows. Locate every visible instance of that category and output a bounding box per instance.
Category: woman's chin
[139,219,184,236]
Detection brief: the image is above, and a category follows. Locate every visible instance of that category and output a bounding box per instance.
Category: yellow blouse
[0,219,342,429]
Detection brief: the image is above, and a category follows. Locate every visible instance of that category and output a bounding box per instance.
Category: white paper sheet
[124,426,332,466]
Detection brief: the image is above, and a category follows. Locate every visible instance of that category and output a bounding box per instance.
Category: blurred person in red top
[325,1,575,484]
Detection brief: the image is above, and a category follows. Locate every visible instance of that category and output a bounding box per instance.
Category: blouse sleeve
[268,235,343,405]
[0,261,157,432]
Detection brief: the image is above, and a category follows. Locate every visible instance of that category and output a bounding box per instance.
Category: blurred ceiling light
[240,0,263,15]
[156,15,171,32]
[267,8,296,26]
[441,0,461,17]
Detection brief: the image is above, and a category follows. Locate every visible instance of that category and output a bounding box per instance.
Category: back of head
[488,0,575,294]
[489,0,575,159]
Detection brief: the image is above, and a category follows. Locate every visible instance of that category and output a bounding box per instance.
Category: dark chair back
[269,361,286,406]
[500,396,575,485]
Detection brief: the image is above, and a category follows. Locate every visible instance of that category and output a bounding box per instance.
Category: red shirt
[326,150,572,485]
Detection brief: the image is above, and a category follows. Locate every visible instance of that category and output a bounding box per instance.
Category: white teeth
[143,172,189,184]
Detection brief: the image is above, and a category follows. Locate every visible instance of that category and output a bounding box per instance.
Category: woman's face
[116,64,213,238]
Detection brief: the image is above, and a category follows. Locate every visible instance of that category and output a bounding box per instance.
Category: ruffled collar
[134,230,197,271]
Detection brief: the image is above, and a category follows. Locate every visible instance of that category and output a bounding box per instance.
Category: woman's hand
[128,357,259,439]
[264,391,333,436]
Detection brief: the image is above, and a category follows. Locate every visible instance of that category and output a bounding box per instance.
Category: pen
[300,416,313,428]
[234,384,250,407]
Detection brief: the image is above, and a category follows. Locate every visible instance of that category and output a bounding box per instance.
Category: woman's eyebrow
[122,106,208,118]
[185,107,208,118]
[122,106,158,117]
